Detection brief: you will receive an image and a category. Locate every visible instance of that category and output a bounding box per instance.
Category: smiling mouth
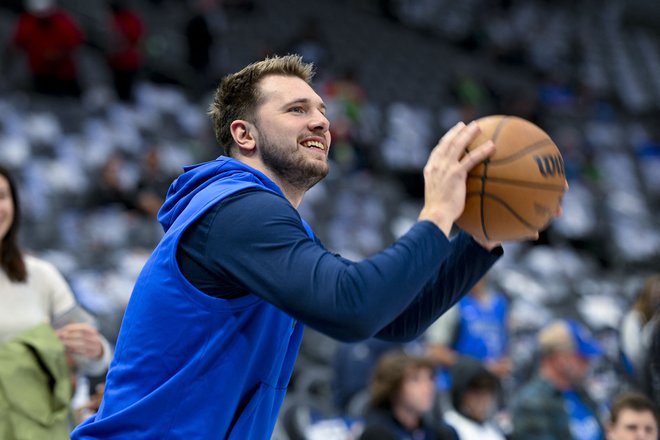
[301,140,325,151]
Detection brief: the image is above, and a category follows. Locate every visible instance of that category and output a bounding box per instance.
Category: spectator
[283,17,332,71]
[331,338,402,414]
[606,392,658,440]
[320,67,372,172]
[444,356,506,440]
[425,276,511,379]
[0,165,111,438]
[620,274,660,384]
[359,350,455,440]
[105,0,145,102]
[11,0,84,97]
[647,312,660,410]
[184,0,221,74]
[134,148,174,218]
[86,154,137,212]
[510,319,606,440]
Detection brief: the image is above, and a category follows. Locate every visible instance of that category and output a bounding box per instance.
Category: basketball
[455,115,567,242]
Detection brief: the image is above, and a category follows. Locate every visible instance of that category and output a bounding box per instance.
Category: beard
[257,127,329,191]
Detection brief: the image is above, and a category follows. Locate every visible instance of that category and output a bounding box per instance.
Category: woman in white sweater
[0,164,111,434]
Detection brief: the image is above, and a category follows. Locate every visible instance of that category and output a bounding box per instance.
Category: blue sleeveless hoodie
[72,157,308,439]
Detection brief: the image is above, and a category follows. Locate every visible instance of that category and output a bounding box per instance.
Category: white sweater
[0,254,111,375]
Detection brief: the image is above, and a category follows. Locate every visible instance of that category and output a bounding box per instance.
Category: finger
[428,122,466,162]
[437,121,467,147]
[447,121,481,160]
[459,139,495,170]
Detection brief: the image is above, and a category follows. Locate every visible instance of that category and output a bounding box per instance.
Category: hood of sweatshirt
[157,156,285,232]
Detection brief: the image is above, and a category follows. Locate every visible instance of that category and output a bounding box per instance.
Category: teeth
[302,140,324,150]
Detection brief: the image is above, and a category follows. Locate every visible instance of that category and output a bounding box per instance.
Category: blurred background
[0,0,658,438]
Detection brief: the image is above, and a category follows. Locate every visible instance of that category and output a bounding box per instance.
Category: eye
[289,106,305,114]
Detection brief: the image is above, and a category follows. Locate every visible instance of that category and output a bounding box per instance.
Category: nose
[309,109,330,133]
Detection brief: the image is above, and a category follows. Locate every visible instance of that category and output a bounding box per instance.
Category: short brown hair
[610,392,658,425]
[208,54,315,156]
[368,350,435,410]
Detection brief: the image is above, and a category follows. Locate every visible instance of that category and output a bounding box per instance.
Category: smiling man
[70,54,526,439]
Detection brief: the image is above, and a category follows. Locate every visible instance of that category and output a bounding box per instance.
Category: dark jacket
[510,375,604,440]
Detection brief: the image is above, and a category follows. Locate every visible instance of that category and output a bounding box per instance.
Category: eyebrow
[282,98,327,113]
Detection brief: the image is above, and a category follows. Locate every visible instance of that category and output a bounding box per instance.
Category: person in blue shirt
[425,276,511,380]
[510,319,606,440]
[71,54,548,440]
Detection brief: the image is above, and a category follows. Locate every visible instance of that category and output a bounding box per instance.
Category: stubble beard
[258,129,329,192]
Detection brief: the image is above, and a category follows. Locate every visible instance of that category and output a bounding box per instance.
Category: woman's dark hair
[0,165,26,282]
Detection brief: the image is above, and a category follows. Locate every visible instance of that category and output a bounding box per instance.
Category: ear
[229,120,256,153]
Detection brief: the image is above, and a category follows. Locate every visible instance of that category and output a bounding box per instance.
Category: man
[606,392,658,440]
[72,54,539,439]
[444,356,506,440]
[511,319,606,440]
[425,275,511,378]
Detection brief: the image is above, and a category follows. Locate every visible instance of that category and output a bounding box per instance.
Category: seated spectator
[0,165,111,438]
[332,338,401,414]
[86,154,137,212]
[620,274,660,385]
[425,276,511,380]
[510,319,605,440]
[444,356,506,440]
[11,0,84,97]
[134,148,174,218]
[649,312,660,410]
[358,350,455,440]
[606,392,658,440]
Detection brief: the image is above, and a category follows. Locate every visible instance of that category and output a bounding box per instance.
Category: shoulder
[24,255,63,279]
[208,187,304,227]
[513,377,562,410]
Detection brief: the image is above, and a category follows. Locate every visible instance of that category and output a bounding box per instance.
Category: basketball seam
[491,116,509,143]
[467,175,566,191]
[480,160,490,241]
[489,139,556,165]
[475,192,543,232]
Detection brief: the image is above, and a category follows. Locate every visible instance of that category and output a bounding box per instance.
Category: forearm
[374,232,501,341]
[261,221,453,341]
[190,191,461,342]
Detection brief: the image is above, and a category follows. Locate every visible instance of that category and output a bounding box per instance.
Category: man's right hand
[418,121,496,237]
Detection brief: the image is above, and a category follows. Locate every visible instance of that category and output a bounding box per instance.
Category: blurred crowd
[0,0,658,439]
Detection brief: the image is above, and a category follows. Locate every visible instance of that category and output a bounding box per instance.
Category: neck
[392,403,421,432]
[234,155,305,208]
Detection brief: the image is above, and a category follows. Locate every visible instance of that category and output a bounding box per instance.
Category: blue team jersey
[453,292,508,362]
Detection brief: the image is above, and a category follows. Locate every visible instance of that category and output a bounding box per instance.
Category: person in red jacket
[12,0,84,97]
[105,0,144,102]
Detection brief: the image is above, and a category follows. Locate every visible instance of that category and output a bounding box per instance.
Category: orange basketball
[455,115,567,242]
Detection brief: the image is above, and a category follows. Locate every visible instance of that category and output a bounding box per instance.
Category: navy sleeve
[178,189,500,342]
[374,232,501,341]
